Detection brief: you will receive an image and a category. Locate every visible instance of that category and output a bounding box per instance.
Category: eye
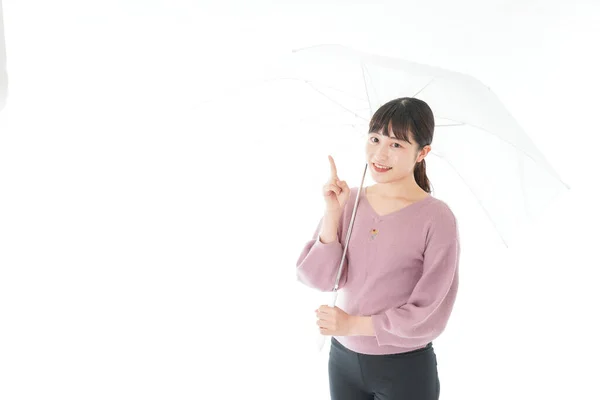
[369,137,402,148]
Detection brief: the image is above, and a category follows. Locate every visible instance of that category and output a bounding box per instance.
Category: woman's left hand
[316,305,354,336]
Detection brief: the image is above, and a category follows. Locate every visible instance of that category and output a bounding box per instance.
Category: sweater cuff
[370,313,392,346]
[314,235,340,248]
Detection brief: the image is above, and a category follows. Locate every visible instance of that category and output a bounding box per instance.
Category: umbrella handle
[316,291,338,351]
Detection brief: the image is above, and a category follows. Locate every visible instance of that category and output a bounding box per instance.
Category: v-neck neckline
[362,186,433,220]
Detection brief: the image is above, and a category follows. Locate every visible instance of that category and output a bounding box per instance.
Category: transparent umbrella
[202,43,570,350]
[251,44,570,247]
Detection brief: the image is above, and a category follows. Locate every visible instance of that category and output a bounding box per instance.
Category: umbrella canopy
[248,44,570,247]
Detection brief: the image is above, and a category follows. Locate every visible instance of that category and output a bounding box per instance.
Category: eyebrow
[369,132,408,142]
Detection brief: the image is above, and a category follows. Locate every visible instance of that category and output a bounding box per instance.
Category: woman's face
[364,130,430,183]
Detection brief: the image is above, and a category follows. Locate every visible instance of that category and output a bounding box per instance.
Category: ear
[416,145,432,163]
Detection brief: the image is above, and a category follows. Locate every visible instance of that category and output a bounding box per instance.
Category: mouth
[372,162,392,173]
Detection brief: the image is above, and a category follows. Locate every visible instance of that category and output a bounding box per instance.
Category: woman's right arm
[295,210,349,292]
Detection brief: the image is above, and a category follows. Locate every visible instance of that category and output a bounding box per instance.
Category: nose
[374,146,390,162]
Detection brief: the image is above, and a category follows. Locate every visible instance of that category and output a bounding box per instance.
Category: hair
[368,97,435,193]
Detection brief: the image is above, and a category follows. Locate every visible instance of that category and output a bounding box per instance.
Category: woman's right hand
[323,155,350,215]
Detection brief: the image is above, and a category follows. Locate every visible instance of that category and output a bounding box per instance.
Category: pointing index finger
[328,155,338,180]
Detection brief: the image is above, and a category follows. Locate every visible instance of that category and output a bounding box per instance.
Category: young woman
[296,97,460,400]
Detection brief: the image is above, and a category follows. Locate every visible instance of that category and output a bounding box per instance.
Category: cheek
[391,157,412,171]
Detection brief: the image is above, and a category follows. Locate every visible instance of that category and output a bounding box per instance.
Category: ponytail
[414,159,431,193]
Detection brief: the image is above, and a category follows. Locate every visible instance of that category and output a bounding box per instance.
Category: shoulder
[422,196,459,246]
[426,196,457,222]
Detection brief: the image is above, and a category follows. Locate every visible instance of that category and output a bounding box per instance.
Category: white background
[1,1,599,399]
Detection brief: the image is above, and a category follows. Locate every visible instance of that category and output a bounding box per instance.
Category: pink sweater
[296,186,460,355]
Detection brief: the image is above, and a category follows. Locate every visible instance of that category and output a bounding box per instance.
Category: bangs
[368,101,414,144]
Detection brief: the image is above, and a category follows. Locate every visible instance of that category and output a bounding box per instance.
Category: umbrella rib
[436,154,509,248]
[438,117,569,189]
[302,80,369,102]
[304,81,370,122]
[412,78,436,97]
[361,63,377,112]
[436,123,464,127]
[437,117,540,162]
[433,118,568,189]
[265,76,370,102]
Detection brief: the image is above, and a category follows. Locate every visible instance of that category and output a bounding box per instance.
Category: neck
[372,175,423,198]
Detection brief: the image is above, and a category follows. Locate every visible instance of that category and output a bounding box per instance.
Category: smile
[372,163,392,173]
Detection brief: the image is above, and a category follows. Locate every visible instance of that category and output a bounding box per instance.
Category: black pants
[328,337,440,400]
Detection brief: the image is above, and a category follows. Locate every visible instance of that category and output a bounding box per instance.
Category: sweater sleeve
[370,207,460,348]
[295,215,349,292]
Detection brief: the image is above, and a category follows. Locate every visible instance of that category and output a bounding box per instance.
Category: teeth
[374,163,391,169]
